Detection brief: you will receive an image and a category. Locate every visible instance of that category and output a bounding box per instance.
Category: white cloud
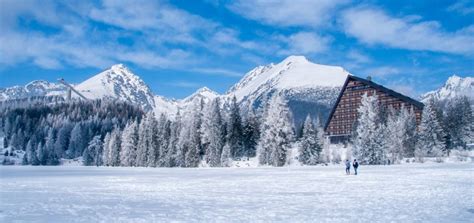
[192,68,243,77]
[340,7,474,55]
[0,0,269,73]
[278,32,331,55]
[447,0,474,15]
[228,0,347,28]
[389,85,417,98]
[167,81,201,88]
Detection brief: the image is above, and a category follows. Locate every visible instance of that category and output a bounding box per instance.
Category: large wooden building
[324,75,424,144]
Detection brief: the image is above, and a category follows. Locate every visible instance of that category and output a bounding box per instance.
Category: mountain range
[1,56,472,125]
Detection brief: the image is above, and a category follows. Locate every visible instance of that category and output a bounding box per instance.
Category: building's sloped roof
[324,75,424,130]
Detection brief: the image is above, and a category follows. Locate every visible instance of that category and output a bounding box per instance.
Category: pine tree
[227,96,244,158]
[166,112,182,167]
[402,107,417,157]
[136,117,148,167]
[205,98,225,167]
[25,139,39,165]
[415,101,445,161]
[181,101,202,167]
[43,128,55,165]
[444,96,473,152]
[102,132,111,166]
[120,120,138,166]
[352,92,385,165]
[68,123,86,158]
[385,108,405,163]
[37,142,47,165]
[299,115,322,165]
[82,135,102,166]
[145,113,159,167]
[108,128,122,166]
[220,142,231,167]
[54,123,72,158]
[258,94,295,167]
[157,119,171,167]
[242,110,260,157]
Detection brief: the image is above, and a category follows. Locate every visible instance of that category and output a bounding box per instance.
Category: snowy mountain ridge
[1,56,472,121]
[74,64,157,111]
[0,80,67,101]
[226,55,350,101]
[421,75,474,103]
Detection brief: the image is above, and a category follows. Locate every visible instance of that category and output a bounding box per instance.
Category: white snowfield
[0,163,473,222]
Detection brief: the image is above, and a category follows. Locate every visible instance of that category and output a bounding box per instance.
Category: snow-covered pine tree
[444,96,473,152]
[415,101,445,161]
[25,139,39,165]
[184,101,203,167]
[157,116,171,167]
[165,111,182,167]
[227,96,244,158]
[68,123,86,158]
[402,107,417,157]
[54,123,72,159]
[102,132,111,166]
[107,128,121,166]
[205,98,225,167]
[459,97,473,148]
[298,115,322,165]
[352,92,385,165]
[36,142,47,165]
[220,142,231,167]
[145,113,159,167]
[385,108,405,163]
[242,110,260,158]
[120,120,138,166]
[83,135,103,166]
[45,128,59,165]
[258,94,295,167]
[136,117,148,167]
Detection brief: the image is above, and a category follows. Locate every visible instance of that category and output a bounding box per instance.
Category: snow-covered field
[1,163,473,222]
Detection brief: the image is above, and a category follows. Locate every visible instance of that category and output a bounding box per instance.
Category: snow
[74,64,157,110]
[182,87,219,103]
[153,95,178,118]
[227,55,350,101]
[421,75,474,103]
[1,163,473,222]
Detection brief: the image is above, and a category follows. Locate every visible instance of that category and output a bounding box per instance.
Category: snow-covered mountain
[182,87,219,105]
[0,80,66,101]
[8,56,471,127]
[74,64,156,111]
[227,56,349,100]
[227,55,350,126]
[0,56,350,125]
[421,75,474,104]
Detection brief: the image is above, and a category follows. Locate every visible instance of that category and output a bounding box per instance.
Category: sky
[0,0,473,99]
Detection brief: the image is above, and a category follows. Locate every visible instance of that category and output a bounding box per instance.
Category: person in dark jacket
[345,159,351,175]
[353,159,359,175]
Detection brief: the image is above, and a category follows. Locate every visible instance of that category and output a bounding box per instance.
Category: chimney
[367,75,372,81]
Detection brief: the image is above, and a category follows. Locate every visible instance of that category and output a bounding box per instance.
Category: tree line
[352,93,472,164]
[1,92,471,167]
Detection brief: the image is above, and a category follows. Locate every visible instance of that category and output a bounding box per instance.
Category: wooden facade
[324,75,424,144]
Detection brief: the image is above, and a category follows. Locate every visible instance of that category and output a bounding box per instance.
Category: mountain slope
[0,80,66,101]
[421,75,474,103]
[227,55,350,127]
[75,64,156,111]
[227,56,349,101]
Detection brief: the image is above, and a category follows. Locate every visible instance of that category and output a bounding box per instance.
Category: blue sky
[0,0,473,99]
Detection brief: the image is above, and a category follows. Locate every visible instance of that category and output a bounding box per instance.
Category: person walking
[353,159,359,175]
[345,159,351,175]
